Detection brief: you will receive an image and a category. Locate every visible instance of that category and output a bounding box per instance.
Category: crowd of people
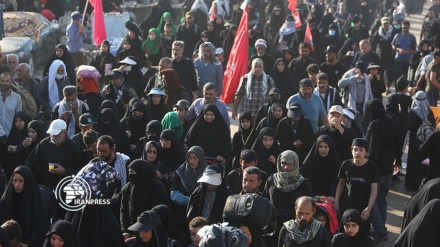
[2,0,440,246]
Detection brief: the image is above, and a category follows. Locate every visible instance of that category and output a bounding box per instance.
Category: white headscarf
[279,19,296,43]
[191,0,209,15]
[48,60,67,109]
[412,91,431,121]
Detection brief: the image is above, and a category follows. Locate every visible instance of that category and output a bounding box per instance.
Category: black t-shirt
[338,159,379,211]
[320,62,347,90]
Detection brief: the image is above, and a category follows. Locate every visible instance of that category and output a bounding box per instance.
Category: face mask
[329,30,336,36]
[132,115,143,122]
[129,174,139,184]
[55,74,64,80]
[394,25,400,29]
[125,65,132,72]
[1,85,10,91]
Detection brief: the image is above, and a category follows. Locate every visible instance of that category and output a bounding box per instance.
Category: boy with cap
[66,11,86,67]
[315,105,355,162]
[276,102,314,163]
[226,149,269,194]
[338,61,373,129]
[102,68,138,116]
[173,99,191,142]
[72,113,96,151]
[334,138,379,235]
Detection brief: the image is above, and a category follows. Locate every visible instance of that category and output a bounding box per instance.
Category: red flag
[220,0,249,103]
[90,0,107,46]
[293,11,302,28]
[287,0,296,12]
[304,22,314,52]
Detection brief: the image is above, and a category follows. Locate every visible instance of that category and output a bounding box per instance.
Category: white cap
[47,119,67,135]
[343,108,355,120]
[215,47,224,55]
[119,57,137,65]
[329,105,344,115]
[197,168,222,186]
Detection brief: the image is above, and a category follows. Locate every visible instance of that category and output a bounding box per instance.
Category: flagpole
[80,0,89,26]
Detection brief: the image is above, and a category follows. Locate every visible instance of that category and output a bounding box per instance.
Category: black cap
[352,15,360,23]
[240,149,257,163]
[109,69,124,78]
[355,61,367,74]
[79,113,94,126]
[287,102,304,118]
[324,45,338,54]
[128,211,161,232]
[269,88,281,96]
[299,78,313,88]
[282,46,295,55]
[352,138,369,151]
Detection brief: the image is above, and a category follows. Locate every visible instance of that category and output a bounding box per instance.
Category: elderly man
[26,119,83,189]
[287,78,327,133]
[13,63,39,99]
[249,39,274,74]
[194,42,223,97]
[187,82,230,126]
[102,69,138,115]
[233,58,276,121]
[35,60,70,116]
[144,57,172,95]
[172,40,198,100]
[0,72,22,136]
[278,196,332,247]
[6,54,19,79]
[51,85,89,138]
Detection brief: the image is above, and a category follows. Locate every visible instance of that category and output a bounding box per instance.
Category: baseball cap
[269,88,281,96]
[324,45,338,54]
[367,63,381,70]
[197,165,222,186]
[329,105,344,115]
[287,102,304,118]
[173,99,190,110]
[119,56,137,65]
[240,149,257,163]
[128,211,161,232]
[300,78,313,88]
[343,108,356,120]
[71,11,82,20]
[215,47,224,55]
[355,61,367,74]
[79,113,95,126]
[109,69,124,78]
[47,119,67,135]
[148,88,166,96]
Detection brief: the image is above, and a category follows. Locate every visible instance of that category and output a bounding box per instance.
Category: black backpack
[199,224,249,247]
[223,193,274,228]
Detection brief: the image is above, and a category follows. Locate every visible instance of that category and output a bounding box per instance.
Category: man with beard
[176,11,201,59]
[172,41,198,100]
[278,196,331,247]
[288,42,317,92]
[320,45,347,90]
[248,39,274,74]
[144,57,172,95]
[94,135,130,188]
[351,39,381,71]
[313,73,342,115]
[0,72,22,136]
[187,82,230,126]
[286,79,327,133]
[25,119,83,189]
[194,42,223,97]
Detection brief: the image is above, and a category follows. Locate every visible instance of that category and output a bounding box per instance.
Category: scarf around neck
[245,71,268,100]
[284,219,321,244]
[378,26,394,40]
[57,98,83,138]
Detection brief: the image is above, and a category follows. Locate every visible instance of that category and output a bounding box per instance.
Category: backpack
[11,84,37,119]
[416,118,434,147]
[199,224,249,247]
[223,193,274,228]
